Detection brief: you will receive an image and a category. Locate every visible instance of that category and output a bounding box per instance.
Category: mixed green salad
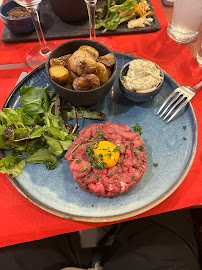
[95,0,154,32]
[0,85,106,177]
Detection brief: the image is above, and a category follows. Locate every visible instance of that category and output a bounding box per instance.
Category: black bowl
[0,0,35,34]
[45,39,117,107]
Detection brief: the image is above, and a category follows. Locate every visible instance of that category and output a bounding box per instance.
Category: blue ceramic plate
[3,52,198,222]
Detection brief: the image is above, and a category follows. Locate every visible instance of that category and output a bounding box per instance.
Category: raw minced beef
[65,122,147,198]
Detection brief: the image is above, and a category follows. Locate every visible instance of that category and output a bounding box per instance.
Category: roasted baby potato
[66,70,78,84]
[64,83,73,90]
[49,45,115,91]
[68,50,97,76]
[94,62,109,85]
[73,74,100,91]
[49,65,69,85]
[106,66,112,78]
[78,45,99,60]
[99,53,116,68]
[50,54,72,69]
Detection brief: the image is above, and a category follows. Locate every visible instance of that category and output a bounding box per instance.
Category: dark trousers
[0,209,201,270]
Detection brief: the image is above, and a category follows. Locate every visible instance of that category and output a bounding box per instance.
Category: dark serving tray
[2,0,161,43]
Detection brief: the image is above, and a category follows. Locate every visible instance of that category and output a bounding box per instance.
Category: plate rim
[2,52,198,223]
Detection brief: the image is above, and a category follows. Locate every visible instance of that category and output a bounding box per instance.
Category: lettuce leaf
[26,148,57,170]
[0,151,26,177]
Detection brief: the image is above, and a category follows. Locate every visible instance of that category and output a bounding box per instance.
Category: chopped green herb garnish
[132,175,135,181]
[85,144,107,169]
[125,144,129,148]
[113,144,120,153]
[138,145,144,151]
[134,151,139,160]
[132,123,143,135]
[153,163,158,167]
[183,137,187,140]
[71,144,80,153]
[80,165,87,172]
[183,126,187,130]
[75,159,81,163]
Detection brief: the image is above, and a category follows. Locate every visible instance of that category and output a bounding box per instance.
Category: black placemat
[2,0,161,43]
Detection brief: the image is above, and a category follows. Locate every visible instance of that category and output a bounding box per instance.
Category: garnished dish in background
[95,0,154,32]
[7,7,29,18]
[65,122,147,198]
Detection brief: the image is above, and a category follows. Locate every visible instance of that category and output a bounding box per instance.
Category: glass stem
[85,0,97,40]
[27,7,51,56]
[198,43,202,58]
[196,43,202,66]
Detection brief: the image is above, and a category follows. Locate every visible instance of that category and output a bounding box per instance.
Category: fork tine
[167,98,190,123]
[163,95,186,120]
[156,89,178,115]
[159,92,182,118]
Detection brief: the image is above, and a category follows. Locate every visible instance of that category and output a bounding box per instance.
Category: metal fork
[157,81,202,123]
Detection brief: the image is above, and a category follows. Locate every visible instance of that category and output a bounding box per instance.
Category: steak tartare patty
[65,122,147,198]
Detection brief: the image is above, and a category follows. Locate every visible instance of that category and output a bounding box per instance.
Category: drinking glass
[167,0,202,43]
[84,0,97,40]
[196,43,202,67]
[13,0,56,69]
[84,0,113,49]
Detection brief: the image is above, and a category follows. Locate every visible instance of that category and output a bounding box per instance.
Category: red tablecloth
[0,0,202,248]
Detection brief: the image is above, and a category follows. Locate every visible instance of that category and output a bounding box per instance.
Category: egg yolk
[93,141,120,168]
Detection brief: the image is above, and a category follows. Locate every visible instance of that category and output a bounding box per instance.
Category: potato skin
[94,62,109,85]
[78,45,99,60]
[106,66,112,78]
[99,53,116,67]
[50,54,72,69]
[64,83,73,90]
[66,70,78,84]
[68,50,97,76]
[73,74,100,91]
[49,65,69,85]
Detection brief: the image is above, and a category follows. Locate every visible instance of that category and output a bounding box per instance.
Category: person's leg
[102,210,201,270]
[0,232,82,270]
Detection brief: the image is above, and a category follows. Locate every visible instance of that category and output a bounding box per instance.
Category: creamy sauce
[123,59,162,93]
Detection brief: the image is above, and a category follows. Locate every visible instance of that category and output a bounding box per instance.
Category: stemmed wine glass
[84,0,97,40]
[13,0,56,69]
[84,0,113,49]
[196,42,202,67]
